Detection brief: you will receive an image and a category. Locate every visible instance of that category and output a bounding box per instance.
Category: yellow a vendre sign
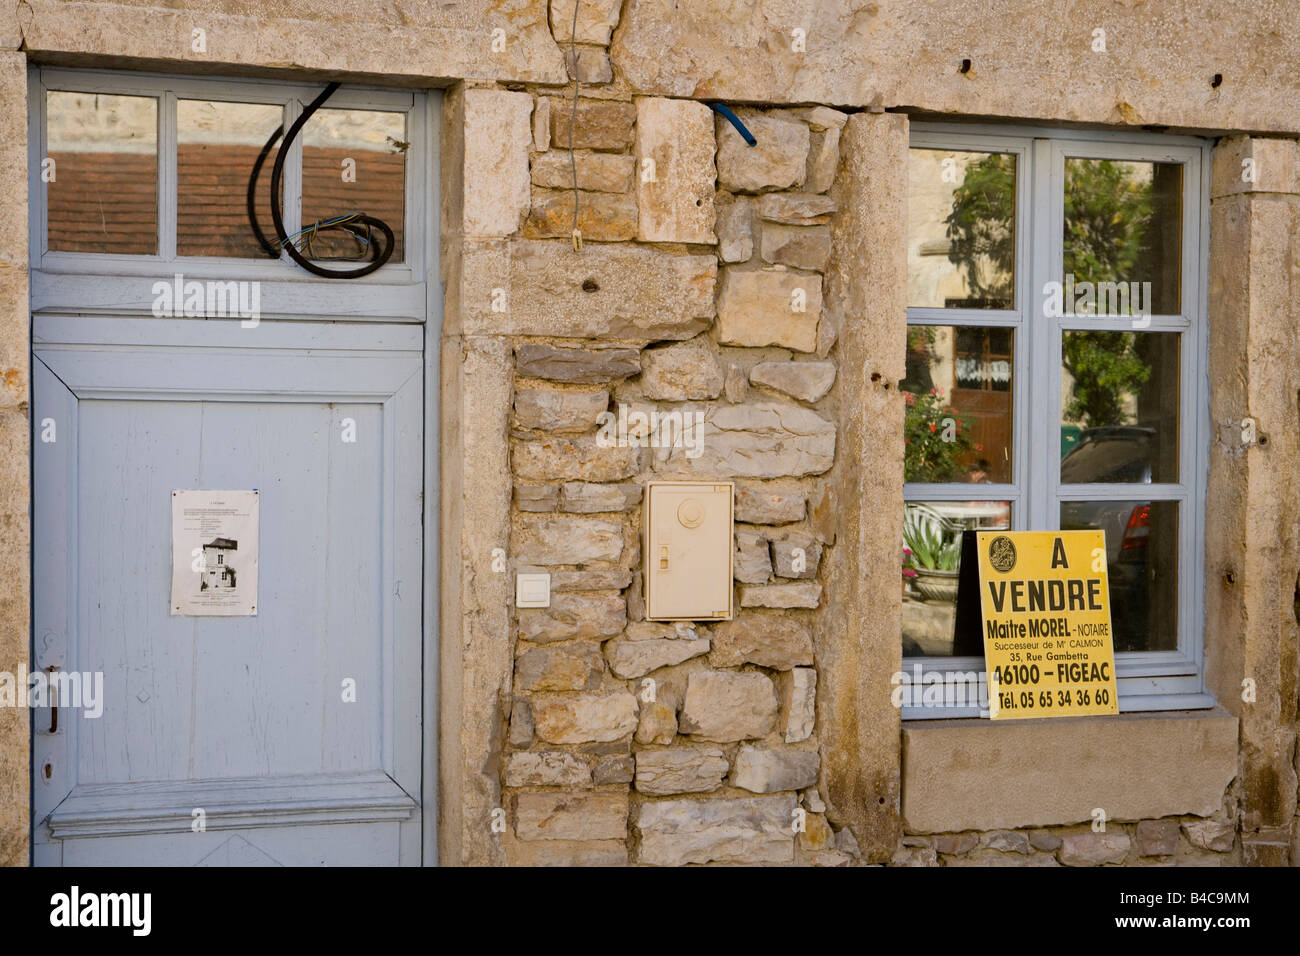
[977,530,1119,719]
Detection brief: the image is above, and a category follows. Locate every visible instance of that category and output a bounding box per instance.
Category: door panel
[33,318,424,866]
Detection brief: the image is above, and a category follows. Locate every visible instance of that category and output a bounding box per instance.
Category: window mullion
[282,98,303,246]
[159,91,177,260]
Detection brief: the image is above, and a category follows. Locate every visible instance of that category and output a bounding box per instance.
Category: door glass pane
[301,108,407,263]
[1060,331,1179,483]
[1060,500,1178,652]
[902,499,1011,658]
[1063,158,1182,317]
[903,326,1013,483]
[178,100,285,258]
[46,91,158,254]
[908,149,1016,309]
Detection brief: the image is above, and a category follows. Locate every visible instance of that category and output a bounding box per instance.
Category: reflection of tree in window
[944,153,1015,309]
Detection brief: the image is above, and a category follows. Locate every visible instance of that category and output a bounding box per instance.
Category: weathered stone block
[654,401,835,478]
[514,484,559,512]
[640,338,724,400]
[636,795,797,865]
[716,109,809,192]
[635,686,679,745]
[716,268,822,352]
[517,592,627,643]
[517,344,641,384]
[552,99,636,150]
[533,96,551,151]
[748,361,836,403]
[523,188,638,241]
[735,487,806,524]
[799,813,835,851]
[531,150,636,193]
[515,516,624,566]
[739,582,822,609]
[733,531,772,584]
[461,89,533,237]
[513,387,609,433]
[710,612,812,670]
[515,791,628,841]
[679,670,778,741]
[782,667,817,742]
[757,192,838,225]
[715,195,754,263]
[636,97,717,243]
[509,839,627,866]
[513,434,640,483]
[496,240,716,341]
[760,222,832,271]
[933,832,979,855]
[560,482,642,513]
[731,745,819,793]
[593,754,635,785]
[550,0,622,45]
[515,641,604,691]
[533,572,624,596]
[771,531,822,579]
[509,698,534,747]
[1135,819,1180,856]
[532,690,639,744]
[635,746,729,795]
[504,751,592,788]
[723,363,747,403]
[805,125,842,194]
[604,633,710,679]
[563,47,613,84]
[1182,819,1235,852]
[1058,832,1131,866]
[982,830,1029,854]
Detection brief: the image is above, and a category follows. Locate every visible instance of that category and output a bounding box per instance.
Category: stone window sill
[900,708,1238,834]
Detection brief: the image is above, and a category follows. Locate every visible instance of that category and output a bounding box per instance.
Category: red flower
[929,423,936,433]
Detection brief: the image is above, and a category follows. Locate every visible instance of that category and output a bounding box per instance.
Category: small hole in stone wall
[878,796,886,804]
[582,278,599,292]
[871,372,881,382]
[959,58,972,74]
[1211,73,1223,88]
[1224,570,1236,586]
[1258,434,1268,446]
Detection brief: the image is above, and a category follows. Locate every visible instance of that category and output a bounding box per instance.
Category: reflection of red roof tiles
[48,144,406,261]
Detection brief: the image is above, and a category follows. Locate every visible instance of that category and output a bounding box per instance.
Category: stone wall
[495,74,856,865]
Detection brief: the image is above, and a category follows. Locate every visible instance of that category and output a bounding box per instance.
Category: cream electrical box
[644,481,734,621]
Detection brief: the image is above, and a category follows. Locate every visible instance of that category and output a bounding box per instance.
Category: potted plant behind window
[903,506,962,603]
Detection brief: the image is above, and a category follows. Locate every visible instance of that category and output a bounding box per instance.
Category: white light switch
[516,572,551,608]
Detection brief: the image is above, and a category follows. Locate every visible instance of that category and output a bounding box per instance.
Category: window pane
[301,108,406,263]
[47,91,158,254]
[902,500,1011,658]
[903,326,1013,483]
[1063,158,1181,316]
[1060,331,1179,483]
[1060,500,1178,652]
[908,149,1016,309]
[178,100,285,258]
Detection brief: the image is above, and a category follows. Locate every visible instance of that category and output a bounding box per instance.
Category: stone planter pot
[912,567,959,604]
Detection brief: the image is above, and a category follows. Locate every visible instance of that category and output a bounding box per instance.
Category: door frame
[27,69,443,864]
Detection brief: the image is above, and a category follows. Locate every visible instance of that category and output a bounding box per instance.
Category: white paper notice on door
[170,490,259,616]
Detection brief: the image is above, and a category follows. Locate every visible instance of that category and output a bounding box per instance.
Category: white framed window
[28,67,431,320]
[902,123,1213,719]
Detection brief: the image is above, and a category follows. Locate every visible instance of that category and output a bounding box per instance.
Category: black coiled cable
[246,82,395,279]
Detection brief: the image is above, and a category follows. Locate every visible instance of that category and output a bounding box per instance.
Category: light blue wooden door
[32,317,424,866]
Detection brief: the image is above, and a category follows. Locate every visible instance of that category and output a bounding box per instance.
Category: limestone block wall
[498,84,854,865]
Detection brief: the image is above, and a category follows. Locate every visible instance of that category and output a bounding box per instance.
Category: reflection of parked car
[1059,427,1155,652]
